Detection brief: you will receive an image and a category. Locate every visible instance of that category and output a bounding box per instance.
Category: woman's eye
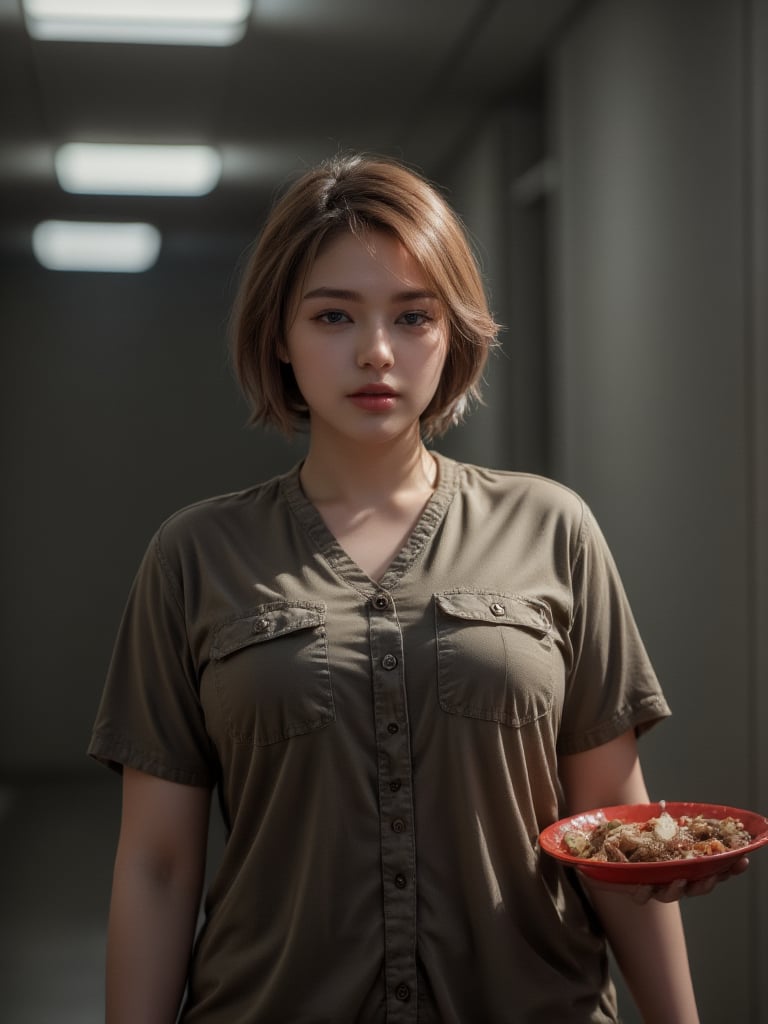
[398,311,431,327]
[316,310,349,324]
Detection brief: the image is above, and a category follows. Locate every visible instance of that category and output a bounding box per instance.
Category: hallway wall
[439,103,551,476]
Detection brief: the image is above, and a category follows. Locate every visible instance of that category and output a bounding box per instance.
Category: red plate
[538,801,768,884]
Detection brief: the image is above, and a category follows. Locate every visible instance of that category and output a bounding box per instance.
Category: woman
[90,154,744,1023]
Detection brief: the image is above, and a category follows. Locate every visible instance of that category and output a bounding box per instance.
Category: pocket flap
[435,591,552,633]
[211,602,326,660]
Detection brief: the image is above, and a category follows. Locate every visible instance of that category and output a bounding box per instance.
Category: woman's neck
[298,430,440,582]
[299,431,437,509]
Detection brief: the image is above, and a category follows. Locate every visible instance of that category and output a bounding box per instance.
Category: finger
[650,878,688,904]
[730,856,750,876]
[629,884,654,905]
[682,875,719,899]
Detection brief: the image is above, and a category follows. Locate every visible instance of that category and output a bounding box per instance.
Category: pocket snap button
[490,602,505,616]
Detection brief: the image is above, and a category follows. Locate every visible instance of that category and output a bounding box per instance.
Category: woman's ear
[277,339,290,364]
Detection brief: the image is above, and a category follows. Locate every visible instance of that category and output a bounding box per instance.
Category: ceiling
[0,0,585,260]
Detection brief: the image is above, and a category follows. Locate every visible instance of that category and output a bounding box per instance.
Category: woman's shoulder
[153,466,295,552]
[448,457,587,523]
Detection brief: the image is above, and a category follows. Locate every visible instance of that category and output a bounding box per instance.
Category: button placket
[368,592,418,1022]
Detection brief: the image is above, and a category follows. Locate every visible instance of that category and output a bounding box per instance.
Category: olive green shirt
[89,454,670,1023]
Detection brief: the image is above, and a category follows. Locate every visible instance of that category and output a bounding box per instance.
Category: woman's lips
[348,385,398,411]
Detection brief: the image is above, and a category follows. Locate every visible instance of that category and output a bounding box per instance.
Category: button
[381,654,398,670]
[389,779,402,792]
[394,873,407,889]
[391,818,406,833]
[395,983,410,1001]
[387,722,399,734]
[372,593,389,610]
[490,602,505,616]
[252,617,270,632]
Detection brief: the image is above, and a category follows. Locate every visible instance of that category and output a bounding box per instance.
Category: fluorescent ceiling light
[32,221,161,273]
[22,0,251,46]
[55,143,222,196]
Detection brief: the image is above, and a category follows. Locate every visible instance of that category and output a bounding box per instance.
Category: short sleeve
[557,505,671,755]
[87,532,216,786]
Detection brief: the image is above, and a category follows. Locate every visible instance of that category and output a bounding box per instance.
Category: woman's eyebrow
[302,287,360,301]
[301,286,439,302]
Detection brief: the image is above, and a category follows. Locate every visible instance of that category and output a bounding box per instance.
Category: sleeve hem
[556,695,672,757]
[87,731,215,788]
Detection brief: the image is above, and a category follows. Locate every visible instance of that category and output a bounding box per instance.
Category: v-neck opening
[280,452,459,593]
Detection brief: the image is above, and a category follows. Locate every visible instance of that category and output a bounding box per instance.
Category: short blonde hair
[231,154,499,439]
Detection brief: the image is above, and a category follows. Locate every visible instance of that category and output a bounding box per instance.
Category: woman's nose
[356,325,394,369]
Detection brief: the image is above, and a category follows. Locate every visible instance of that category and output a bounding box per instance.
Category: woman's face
[283,229,448,448]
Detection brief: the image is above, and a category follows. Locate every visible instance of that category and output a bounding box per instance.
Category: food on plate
[562,809,751,863]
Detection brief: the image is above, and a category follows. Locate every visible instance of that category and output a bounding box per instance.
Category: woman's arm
[106,766,212,1024]
[559,731,700,1024]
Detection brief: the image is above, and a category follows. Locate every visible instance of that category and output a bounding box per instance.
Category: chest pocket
[434,591,553,727]
[210,602,334,746]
